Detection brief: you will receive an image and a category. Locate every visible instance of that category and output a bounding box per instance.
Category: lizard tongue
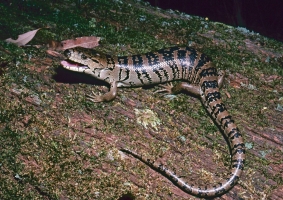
[61,60,88,69]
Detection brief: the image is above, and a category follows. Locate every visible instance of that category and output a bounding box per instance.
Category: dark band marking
[106,55,115,69]
[153,67,164,82]
[211,103,227,118]
[118,68,130,81]
[132,55,144,69]
[205,91,221,103]
[228,128,241,138]
[200,67,218,78]
[118,56,129,67]
[201,80,218,90]
[145,52,160,66]
[195,54,211,74]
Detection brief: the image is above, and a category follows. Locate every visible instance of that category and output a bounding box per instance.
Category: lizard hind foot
[154,82,175,94]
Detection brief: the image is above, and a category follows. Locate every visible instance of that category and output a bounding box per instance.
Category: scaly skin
[61,46,245,197]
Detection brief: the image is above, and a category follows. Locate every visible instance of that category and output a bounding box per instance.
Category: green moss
[1,0,283,198]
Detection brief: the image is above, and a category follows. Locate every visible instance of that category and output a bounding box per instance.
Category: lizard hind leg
[177,69,226,97]
[156,70,225,95]
[155,82,201,97]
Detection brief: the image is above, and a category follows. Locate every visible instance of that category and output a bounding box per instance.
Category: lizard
[60,46,245,197]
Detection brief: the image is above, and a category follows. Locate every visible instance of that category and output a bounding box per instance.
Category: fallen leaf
[228,73,249,89]
[224,90,231,98]
[5,28,41,46]
[60,36,100,50]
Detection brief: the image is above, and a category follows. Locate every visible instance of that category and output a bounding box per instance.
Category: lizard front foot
[86,81,118,103]
[86,91,106,103]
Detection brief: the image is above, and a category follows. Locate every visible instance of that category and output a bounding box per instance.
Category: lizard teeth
[61,60,88,70]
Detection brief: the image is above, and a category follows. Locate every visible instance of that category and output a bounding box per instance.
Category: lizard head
[61,48,106,75]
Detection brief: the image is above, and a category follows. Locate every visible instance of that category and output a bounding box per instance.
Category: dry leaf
[228,73,249,89]
[60,36,100,50]
[224,90,231,98]
[5,28,41,46]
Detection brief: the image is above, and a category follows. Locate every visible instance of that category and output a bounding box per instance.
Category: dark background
[146,0,283,42]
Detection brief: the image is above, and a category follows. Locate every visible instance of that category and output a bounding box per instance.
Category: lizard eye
[64,49,72,57]
[81,54,87,60]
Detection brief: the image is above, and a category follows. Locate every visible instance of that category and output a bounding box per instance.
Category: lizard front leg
[87,81,118,102]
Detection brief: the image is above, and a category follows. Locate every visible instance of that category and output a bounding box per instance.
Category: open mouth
[60,60,89,70]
